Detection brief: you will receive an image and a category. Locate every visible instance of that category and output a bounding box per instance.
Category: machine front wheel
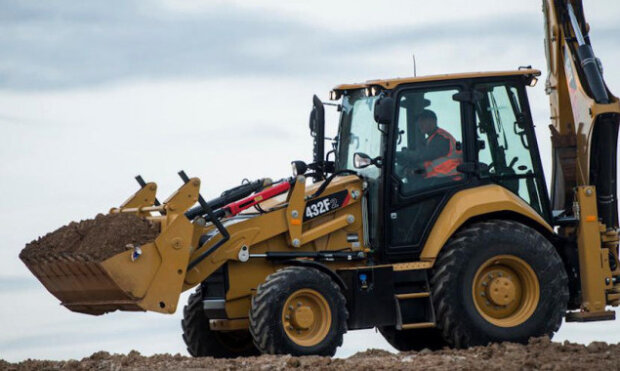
[182,288,259,358]
[249,266,348,356]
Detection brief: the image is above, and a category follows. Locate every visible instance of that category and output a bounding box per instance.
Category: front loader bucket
[22,253,147,315]
[20,176,202,315]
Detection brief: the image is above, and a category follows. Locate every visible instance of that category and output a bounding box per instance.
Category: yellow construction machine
[22,0,620,356]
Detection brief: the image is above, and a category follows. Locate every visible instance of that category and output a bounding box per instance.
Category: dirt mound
[4,338,620,370]
[20,213,159,262]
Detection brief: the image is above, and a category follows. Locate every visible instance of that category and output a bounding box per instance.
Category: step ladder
[394,275,436,330]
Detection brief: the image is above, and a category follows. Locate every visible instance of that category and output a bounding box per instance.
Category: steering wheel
[508,156,519,169]
[395,149,426,181]
[487,157,518,175]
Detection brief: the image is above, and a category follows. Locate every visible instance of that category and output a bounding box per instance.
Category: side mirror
[374,96,395,125]
[452,90,483,103]
[354,152,383,169]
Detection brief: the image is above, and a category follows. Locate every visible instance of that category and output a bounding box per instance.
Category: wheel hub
[488,276,516,306]
[291,306,314,329]
[472,255,540,327]
[281,288,332,347]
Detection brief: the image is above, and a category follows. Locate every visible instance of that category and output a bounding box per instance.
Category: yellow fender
[420,184,553,262]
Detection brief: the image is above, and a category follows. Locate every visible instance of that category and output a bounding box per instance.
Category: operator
[396,109,463,181]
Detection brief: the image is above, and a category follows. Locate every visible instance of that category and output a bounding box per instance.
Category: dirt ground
[19,213,159,262]
[3,337,619,370]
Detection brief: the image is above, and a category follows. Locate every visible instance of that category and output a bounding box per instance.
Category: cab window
[474,82,543,213]
[394,87,464,195]
[337,90,381,180]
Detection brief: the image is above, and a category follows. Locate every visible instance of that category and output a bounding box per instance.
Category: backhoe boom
[544,0,620,319]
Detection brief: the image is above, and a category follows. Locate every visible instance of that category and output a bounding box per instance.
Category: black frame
[381,81,473,261]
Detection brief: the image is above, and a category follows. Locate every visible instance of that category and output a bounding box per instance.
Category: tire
[249,266,348,356]
[378,326,447,351]
[182,287,259,358]
[430,219,568,348]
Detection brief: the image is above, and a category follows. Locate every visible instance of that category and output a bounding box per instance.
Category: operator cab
[330,70,550,261]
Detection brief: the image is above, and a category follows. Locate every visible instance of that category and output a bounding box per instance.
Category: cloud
[0,0,310,90]
[7,1,618,91]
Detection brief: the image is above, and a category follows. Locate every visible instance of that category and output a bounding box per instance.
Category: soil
[19,213,159,262]
[3,337,619,370]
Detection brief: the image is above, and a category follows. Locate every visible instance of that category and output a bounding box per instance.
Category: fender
[282,259,348,291]
[420,184,553,262]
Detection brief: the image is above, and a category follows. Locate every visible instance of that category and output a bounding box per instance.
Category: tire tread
[430,219,568,348]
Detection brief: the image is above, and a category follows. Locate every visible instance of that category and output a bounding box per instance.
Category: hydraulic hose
[185,178,271,220]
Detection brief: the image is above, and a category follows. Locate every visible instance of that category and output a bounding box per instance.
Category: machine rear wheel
[182,288,259,358]
[430,220,568,347]
[249,266,348,356]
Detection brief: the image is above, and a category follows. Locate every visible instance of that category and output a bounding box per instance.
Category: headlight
[329,90,341,100]
[291,161,307,176]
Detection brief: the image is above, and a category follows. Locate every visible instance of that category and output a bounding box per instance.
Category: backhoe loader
[21,0,620,356]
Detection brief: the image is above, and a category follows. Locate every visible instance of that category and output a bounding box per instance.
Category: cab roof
[332,69,541,92]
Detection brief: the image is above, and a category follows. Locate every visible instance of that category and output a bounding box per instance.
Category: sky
[1,0,620,362]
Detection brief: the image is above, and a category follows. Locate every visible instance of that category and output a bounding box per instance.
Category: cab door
[472,80,550,219]
[383,83,471,261]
